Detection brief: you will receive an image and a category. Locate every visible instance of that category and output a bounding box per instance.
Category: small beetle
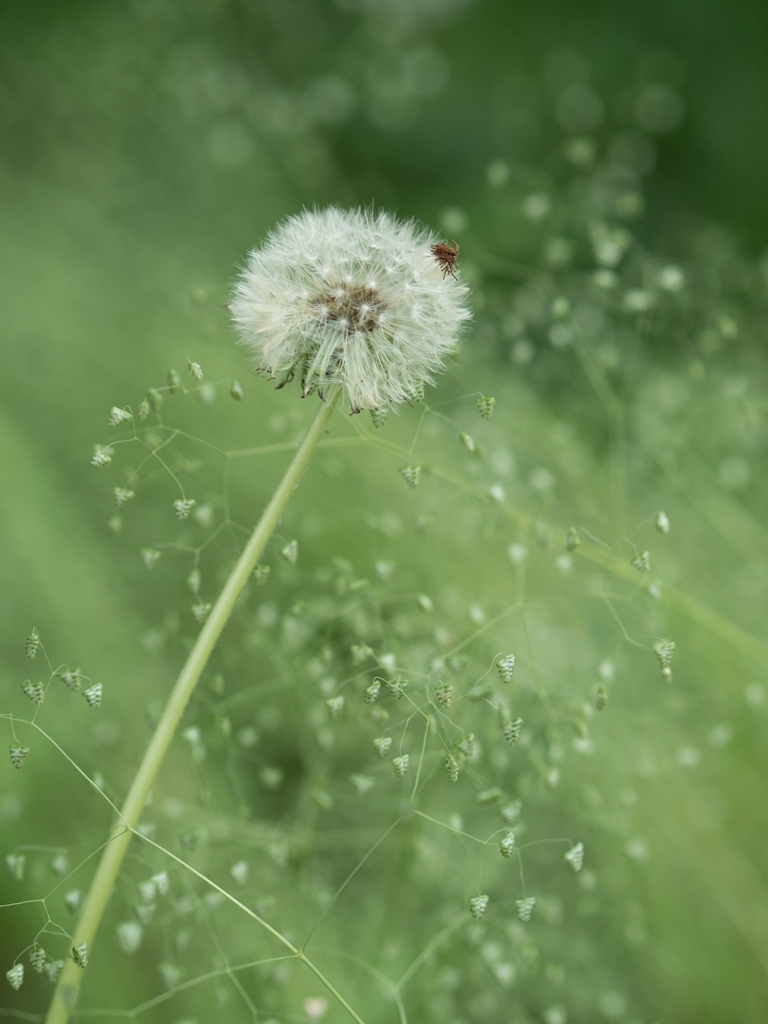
[430,239,460,280]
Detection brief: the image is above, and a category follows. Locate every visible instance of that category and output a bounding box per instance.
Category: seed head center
[312,283,384,335]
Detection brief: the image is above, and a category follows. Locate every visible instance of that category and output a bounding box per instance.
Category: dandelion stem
[45,390,340,1024]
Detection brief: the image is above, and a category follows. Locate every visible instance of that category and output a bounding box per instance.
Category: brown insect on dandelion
[431,239,460,280]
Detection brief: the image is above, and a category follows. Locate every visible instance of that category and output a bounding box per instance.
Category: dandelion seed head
[230,207,471,412]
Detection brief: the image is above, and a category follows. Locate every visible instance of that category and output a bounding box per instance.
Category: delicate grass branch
[45,392,340,1024]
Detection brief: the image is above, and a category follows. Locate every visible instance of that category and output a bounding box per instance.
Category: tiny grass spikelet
[497,654,516,683]
[51,853,68,876]
[25,627,40,658]
[108,406,132,427]
[515,896,536,922]
[445,753,460,781]
[252,564,271,585]
[566,527,580,551]
[564,842,585,872]
[230,379,245,400]
[477,787,504,805]
[192,602,212,625]
[457,732,475,758]
[6,854,25,881]
[373,737,392,758]
[400,465,421,489]
[173,498,196,519]
[653,639,676,682]
[475,395,495,419]
[371,406,390,428]
[91,447,112,467]
[6,964,24,991]
[363,679,381,703]
[71,943,88,969]
[459,431,476,452]
[469,894,489,919]
[386,677,408,699]
[9,744,29,769]
[113,487,135,509]
[188,360,204,382]
[325,695,344,718]
[351,643,374,664]
[151,871,169,895]
[83,683,103,709]
[21,681,44,705]
[632,551,651,573]
[116,922,143,955]
[63,890,82,913]
[141,547,161,570]
[178,831,200,852]
[29,946,46,973]
[45,960,64,983]
[351,773,375,796]
[281,539,299,564]
[435,682,453,708]
[392,754,409,777]
[502,800,522,825]
[230,208,471,413]
[655,510,671,534]
[502,716,523,744]
[499,832,516,857]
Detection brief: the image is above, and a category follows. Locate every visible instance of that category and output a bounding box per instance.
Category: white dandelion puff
[230,207,472,413]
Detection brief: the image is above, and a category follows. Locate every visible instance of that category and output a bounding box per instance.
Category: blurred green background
[2,2,768,1023]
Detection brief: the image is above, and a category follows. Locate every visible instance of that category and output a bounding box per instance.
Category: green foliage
[2,3,768,1024]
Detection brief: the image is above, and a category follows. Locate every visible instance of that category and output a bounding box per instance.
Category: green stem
[46,391,340,1024]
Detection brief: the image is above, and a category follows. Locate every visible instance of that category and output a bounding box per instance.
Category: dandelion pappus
[431,239,460,280]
